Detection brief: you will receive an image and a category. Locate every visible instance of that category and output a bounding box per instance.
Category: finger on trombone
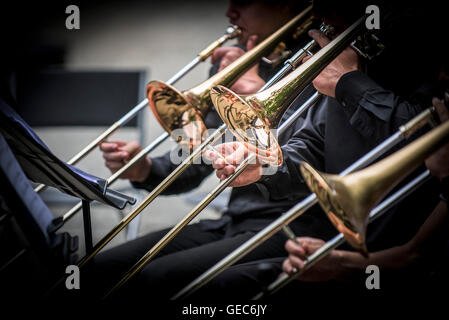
[216,166,235,181]
[285,238,307,259]
[102,150,128,161]
[105,160,125,171]
[282,257,302,275]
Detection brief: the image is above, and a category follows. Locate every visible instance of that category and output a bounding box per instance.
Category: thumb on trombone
[211,34,258,70]
[204,141,264,186]
[307,28,360,98]
[205,142,248,167]
[100,140,151,182]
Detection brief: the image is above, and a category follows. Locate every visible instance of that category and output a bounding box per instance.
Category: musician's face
[226,1,294,46]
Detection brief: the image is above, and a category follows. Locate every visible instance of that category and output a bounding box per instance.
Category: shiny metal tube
[172,108,436,299]
[299,114,449,254]
[102,37,322,296]
[104,90,320,298]
[211,17,365,166]
[77,124,227,269]
[254,170,431,299]
[76,9,314,269]
[59,132,170,226]
[34,25,241,194]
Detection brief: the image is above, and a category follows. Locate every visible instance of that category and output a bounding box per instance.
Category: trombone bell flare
[300,119,449,256]
[147,80,208,151]
[210,85,283,166]
[211,17,365,167]
[300,162,369,256]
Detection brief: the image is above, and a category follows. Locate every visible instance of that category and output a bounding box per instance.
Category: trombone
[76,6,315,269]
[299,115,449,255]
[258,112,449,298]
[256,169,432,299]
[105,15,374,297]
[104,63,320,299]
[55,10,313,229]
[33,24,241,194]
[173,107,438,299]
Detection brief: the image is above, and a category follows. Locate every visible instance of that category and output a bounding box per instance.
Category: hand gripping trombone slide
[103,21,327,298]
[103,85,320,299]
[106,14,383,297]
[254,169,432,299]
[76,7,315,269]
[172,107,438,299]
[56,11,314,229]
[34,25,241,194]
[257,106,449,297]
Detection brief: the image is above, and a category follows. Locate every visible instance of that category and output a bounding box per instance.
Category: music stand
[0,98,136,253]
[0,131,78,290]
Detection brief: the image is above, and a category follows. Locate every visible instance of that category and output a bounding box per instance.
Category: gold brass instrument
[106,15,371,297]
[146,8,314,151]
[58,11,312,228]
[104,87,321,298]
[210,17,365,166]
[54,26,243,229]
[256,169,432,299]
[300,119,449,255]
[33,25,241,194]
[76,6,314,269]
[173,107,437,300]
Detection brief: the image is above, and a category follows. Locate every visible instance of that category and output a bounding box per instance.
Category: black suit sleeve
[256,70,434,201]
[335,70,431,142]
[255,100,327,200]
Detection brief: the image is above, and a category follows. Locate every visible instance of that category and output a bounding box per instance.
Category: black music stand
[0,98,136,253]
[0,131,79,297]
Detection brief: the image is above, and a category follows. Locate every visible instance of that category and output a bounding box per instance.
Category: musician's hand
[204,141,262,187]
[425,98,449,180]
[212,45,245,71]
[100,140,151,183]
[211,35,265,94]
[282,237,343,282]
[307,29,360,98]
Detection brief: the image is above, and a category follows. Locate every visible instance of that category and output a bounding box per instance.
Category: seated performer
[200,1,446,299]
[280,97,449,295]
[86,0,318,299]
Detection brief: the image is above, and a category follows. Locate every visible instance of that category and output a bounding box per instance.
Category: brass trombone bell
[147,6,314,152]
[76,6,314,270]
[211,17,365,166]
[172,108,437,299]
[147,81,207,151]
[300,119,449,256]
[34,25,241,194]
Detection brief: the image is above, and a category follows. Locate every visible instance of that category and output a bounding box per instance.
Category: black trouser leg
[82,223,225,298]
[128,231,291,300]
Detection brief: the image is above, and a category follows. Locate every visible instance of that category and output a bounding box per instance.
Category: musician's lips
[230,20,244,32]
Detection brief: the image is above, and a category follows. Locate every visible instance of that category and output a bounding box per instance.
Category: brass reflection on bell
[147,81,207,152]
[300,119,449,257]
[147,7,314,153]
[300,162,369,256]
[147,7,314,155]
[210,85,282,166]
[211,17,365,166]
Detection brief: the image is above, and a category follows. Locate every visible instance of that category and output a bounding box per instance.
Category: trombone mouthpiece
[226,25,242,39]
